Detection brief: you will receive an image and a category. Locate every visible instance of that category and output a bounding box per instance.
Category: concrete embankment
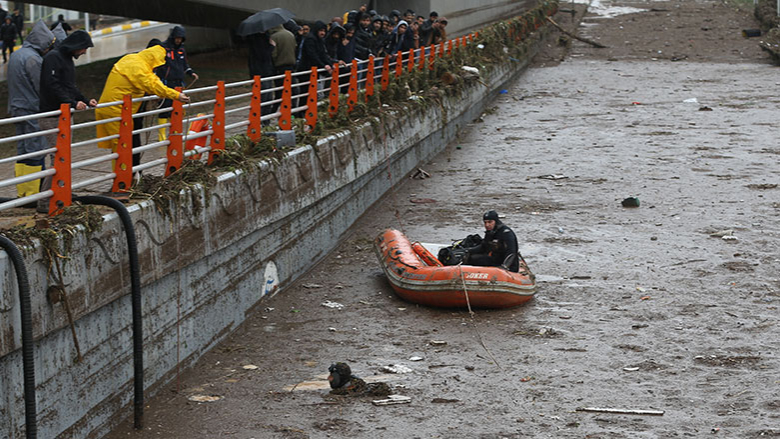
[0,5,554,437]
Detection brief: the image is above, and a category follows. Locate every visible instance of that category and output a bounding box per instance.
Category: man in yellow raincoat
[95,45,190,168]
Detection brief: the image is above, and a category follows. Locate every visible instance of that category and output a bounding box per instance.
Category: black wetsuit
[467,221,520,272]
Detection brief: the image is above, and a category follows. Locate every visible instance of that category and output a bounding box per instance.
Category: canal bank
[0,3,557,438]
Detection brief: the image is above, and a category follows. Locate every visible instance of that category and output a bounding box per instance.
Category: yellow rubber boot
[158,118,169,141]
[14,163,43,197]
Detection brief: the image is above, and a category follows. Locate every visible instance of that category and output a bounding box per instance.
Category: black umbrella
[237,8,295,36]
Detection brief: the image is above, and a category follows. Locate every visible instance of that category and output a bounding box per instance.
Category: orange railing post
[381,56,390,91]
[111,95,133,193]
[329,63,339,118]
[366,56,375,101]
[247,75,262,142]
[279,71,292,130]
[395,51,403,78]
[306,67,318,130]
[439,41,445,58]
[455,38,460,50]
[49,103,72,215]
[348,59,358,113]
[407,49,414,73]
[418,47,425,71]
[462,35,467,46]
[166,87,184,177]
[447,39,453,56]
[428,44,435,71]
[207,80,225,164]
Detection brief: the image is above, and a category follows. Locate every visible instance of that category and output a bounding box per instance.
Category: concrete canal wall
[0,26,548,439]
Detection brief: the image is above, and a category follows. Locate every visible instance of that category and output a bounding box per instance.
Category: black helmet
[483,210,499,222]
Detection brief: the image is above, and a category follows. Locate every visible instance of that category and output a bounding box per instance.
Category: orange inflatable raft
[374,229,536,309]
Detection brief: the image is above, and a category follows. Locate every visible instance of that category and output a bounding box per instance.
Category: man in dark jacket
[466,210,521,272]
[1,16,16,62]
[298,21,338,73]
[12,8,23,41]
[370,15,389,57]
[39,29,95,212]
[352,13,373,60]
[157,26,198,139]
[420,11,437,46]
[8,20,55,197]
[324,24,345,60]
[50,14,72,34]
[40,29,95,112]
[158,26,197,87]
[247,30,275,117]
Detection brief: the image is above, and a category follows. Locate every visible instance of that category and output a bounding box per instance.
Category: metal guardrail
[0,37,473,215]
[0,4,557,217]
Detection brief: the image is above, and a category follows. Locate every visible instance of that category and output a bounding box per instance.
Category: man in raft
[465,210,520,272]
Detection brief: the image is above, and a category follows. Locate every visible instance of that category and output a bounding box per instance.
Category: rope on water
[381,132,405,234]
[457,263,503,372]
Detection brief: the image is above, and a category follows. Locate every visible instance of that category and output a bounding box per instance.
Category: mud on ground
[107,1,779,438]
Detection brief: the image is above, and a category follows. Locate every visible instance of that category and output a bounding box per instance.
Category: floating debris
[321,301,344,309]
[538,174,567,180]
[431,398,460,403]
[188,395,222,403]
[372,395,411,406]
[381,364,413,374]
[576,407,664,416]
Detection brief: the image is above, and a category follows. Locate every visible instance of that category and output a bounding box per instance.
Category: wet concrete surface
[108,1,780,438]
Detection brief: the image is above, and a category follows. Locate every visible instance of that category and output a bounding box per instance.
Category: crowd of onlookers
[249,5,449,81]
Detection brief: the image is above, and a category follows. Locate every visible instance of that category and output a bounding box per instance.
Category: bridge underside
[31,0,252,28]
[30,0,532,36]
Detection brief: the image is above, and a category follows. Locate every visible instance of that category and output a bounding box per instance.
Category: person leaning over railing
[38,29,97,212]
[7,20,55,198]
[94,44,190,170]
[156,26,198,141]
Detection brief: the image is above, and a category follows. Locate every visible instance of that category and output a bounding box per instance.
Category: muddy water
[108,14,780,439]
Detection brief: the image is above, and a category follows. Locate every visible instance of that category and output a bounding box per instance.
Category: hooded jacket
[352,21,372,60]
[370,16,390,56]
[51,23,67,48]
[389,21,413,54]
[8,20,54,117]
[338,24,356,63]
[95,45,181,149]
[7,20,55,158]
[324,24,344,60]
[39,29,93,112]
[0,19,16,41]
[297,21,334,72]
[269,24,296,69]
[157,26,194,87]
